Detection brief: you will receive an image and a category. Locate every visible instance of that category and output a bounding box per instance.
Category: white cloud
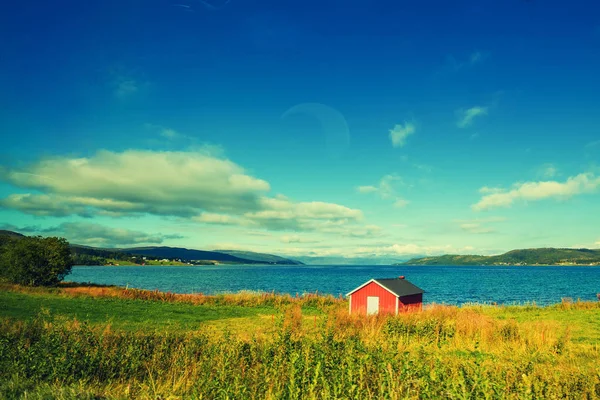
[460,223,500,234]
[280,235,319,244]
[1,150,271,217]
[393,198,409,208]
[357,174,401,199]
[378,174,402,199]
[455,217,506,234]
[459,223,493,234]
[193,213,252,226]
[0,149,368,236]
[356,185,378,194]
[147,124,196,142]
[389,122,415,147]
[357,174,408,207]
[244,199,363,232]
[473,173,600,211]
[195,199,370,236]
[457,106,488,128]
[479,186,503,194]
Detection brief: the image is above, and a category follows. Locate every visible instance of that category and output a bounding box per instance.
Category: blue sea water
[66,265,600,306]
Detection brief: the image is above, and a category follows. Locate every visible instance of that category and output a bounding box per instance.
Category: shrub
[0,236,73,286]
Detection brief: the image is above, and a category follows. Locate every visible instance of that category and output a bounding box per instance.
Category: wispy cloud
[280,235,319,244]
[160,128,182,139]
[479,186,503,195]
[537,163,558,179]
[114,79,139,98]
[473,173,600,211]
[357,174,401,199]
[469,52,484,64]
[144,124,194,142]
[457,107,488,128]
[193,213,250,226]
[455,217,506,234]
[356,185,378,194]
[108,66,147,99]
[586,140,600,149]
[389,122,415,148]
[441,51,489,73]
[357,174,409,208]
[393,198,409,208]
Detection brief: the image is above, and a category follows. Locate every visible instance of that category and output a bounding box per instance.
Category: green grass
[478,303,600,344]
[0,290,278,332]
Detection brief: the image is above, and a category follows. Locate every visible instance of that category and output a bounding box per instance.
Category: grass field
[0,283,334,335]
[1,284,599,399]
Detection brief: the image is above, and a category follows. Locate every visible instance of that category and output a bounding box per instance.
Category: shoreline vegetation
[1,283,600,398]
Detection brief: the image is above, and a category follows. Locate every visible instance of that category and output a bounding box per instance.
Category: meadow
[0,283,599,399]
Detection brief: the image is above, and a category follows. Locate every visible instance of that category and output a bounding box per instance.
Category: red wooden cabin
[346,276,424,315]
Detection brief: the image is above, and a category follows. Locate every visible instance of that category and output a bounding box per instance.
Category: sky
[0,0,599,260]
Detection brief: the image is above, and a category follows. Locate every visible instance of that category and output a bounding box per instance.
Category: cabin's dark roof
[346,277,425,298]
[373,278,424,297]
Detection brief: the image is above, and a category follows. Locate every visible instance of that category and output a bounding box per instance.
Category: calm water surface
[67,265,600,306]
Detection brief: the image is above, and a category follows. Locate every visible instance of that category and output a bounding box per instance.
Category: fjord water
[67,265,600,305]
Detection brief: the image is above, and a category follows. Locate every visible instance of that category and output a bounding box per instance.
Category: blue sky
[1,0,599,259]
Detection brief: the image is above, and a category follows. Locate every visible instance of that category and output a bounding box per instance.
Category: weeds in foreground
[1,302,599,399]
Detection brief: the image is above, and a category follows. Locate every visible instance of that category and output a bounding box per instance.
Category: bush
[0,236,73,286]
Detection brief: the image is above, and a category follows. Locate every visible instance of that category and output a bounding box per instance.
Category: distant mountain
[0,230,303,266]
[120,246,303,265]
[294,256,411,266]
[0,230,25,239]
[217,250,304,265]
[400,248,600,266]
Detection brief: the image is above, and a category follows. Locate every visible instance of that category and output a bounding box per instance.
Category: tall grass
[1,282,343,310]
[1,303,599,399]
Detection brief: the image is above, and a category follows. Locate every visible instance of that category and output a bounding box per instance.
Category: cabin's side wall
[398,293,423,312]
[350,282,397,314]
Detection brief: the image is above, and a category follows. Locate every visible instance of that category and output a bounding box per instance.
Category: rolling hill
[216,250,305,264]
[120,246,303,265]
[0,231,303,265]
[400,248,600,266]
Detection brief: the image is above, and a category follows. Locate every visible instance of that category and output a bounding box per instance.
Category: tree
[1,236,73,286]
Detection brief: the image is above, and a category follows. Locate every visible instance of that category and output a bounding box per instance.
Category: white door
[367,296,379,315]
